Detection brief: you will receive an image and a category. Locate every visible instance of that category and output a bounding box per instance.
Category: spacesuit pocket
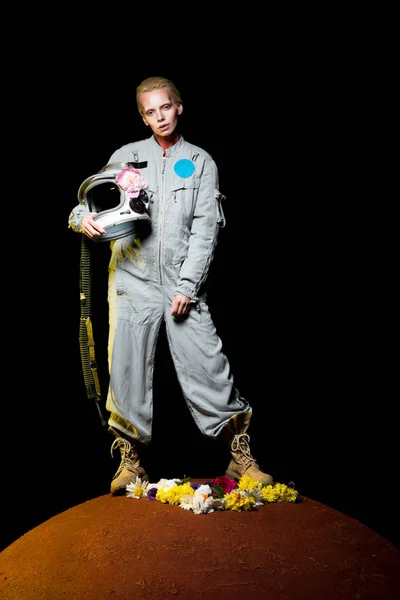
[170,176,201,216]
[115,272,152,325]
[186,295,213,329]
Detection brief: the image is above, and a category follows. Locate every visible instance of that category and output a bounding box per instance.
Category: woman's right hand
[81,213,106,239]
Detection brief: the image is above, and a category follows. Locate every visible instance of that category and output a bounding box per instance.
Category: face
[140,88,183,139]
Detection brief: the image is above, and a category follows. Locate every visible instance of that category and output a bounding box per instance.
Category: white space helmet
[78,162,150,242]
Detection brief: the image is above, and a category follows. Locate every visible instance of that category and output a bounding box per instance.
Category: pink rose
[116,167,148,199]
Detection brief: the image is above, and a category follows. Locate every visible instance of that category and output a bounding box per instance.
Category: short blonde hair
[136,76,183,116]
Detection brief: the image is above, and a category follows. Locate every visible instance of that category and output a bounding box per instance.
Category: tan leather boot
[110,436,148,495]
[222,412,273,485]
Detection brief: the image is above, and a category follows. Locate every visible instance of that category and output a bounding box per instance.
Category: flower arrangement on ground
[126,475,300,514]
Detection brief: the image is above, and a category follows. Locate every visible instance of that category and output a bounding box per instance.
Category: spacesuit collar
[150,134,184,157]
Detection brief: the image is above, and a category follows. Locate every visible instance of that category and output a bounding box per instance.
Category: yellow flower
[262,483,297,503]
[156,482,194,505]
[225,491,256,512]
[238,475,263,492]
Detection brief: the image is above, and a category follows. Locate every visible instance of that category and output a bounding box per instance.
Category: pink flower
[116,167,148,199]
[211,476,237,495]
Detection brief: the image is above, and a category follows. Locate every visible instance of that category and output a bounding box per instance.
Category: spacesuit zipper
[158,157,166,284]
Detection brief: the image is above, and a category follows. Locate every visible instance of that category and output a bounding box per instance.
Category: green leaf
[176,475,191,486]
[211,485,225,498]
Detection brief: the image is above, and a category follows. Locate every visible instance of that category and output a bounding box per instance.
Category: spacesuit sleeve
[68,203,90,233]
[175,157,222,300]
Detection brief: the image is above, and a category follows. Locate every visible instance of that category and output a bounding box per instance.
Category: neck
[154,131,180,152]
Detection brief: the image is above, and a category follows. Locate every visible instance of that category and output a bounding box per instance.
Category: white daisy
[126,476,149,499]
[211,497,227,511]
[246,487,265,506]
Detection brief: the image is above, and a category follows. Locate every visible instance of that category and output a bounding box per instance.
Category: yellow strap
[85,317,101,400]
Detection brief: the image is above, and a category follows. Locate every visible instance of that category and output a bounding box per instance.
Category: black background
[1,37,397,552]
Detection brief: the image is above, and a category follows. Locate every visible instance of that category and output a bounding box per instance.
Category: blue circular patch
[174,159,195,178]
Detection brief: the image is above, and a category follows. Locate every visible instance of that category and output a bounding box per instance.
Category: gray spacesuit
[69,134,273,493]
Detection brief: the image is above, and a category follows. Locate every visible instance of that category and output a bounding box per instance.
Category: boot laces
[111,437,139,479]
[231,433,257,467]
